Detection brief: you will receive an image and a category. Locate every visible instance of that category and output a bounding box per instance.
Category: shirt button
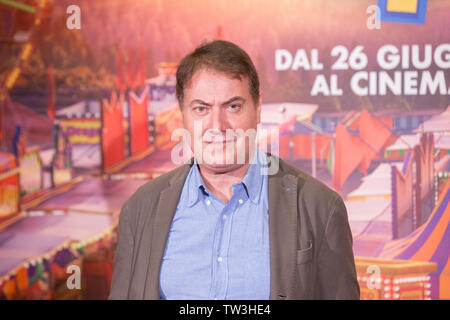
[223,215,227,220]
[238,199,243,204]
[206,200,211,206]
[217,257,223,262]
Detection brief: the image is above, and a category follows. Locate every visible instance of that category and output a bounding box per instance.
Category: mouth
[203,139,236,144]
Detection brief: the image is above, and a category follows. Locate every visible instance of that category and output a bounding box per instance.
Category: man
[109,40,360,300]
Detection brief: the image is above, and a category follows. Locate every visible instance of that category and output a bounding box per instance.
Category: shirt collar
[186,147,267,207]
[186,159,208,207]
[241,147,267,204]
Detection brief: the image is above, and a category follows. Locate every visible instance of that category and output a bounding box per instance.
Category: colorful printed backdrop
[0,0,449,300]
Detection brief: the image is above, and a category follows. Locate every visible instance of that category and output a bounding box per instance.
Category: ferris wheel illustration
[0,0,53,144]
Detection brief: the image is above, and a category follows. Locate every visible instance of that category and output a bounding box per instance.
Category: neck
[196,148,257,203]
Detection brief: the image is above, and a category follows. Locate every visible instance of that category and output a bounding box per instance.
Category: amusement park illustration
[0,0,448,300]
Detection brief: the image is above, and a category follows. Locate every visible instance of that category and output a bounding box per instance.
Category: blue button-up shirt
[159,148,270,300]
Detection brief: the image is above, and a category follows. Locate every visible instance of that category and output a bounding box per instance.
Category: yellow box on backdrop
[387,0,418,13]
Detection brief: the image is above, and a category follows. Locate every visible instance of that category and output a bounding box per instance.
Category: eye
[193,106,207,114]
[228,103,241,112]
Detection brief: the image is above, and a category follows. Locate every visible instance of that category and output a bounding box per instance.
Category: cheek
[183,115,201,136]
[230,114,258,132]
[183,123,210,149]
[182,111,192,129]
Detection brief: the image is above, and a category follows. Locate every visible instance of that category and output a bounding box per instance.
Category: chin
[201,162,243,173]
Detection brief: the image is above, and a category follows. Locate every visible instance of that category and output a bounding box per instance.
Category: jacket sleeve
[108,200,134,299]
[316,195,360,299]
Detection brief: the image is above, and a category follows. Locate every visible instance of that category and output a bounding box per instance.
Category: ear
[256,91,262,124]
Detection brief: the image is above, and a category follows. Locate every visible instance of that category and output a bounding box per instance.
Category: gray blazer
[108,153,360,300]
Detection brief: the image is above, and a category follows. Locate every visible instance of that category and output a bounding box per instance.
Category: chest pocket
[296,240,313,264]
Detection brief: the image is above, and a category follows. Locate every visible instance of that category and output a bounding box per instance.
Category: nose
[210,106,226,133]
[203,107,229,142]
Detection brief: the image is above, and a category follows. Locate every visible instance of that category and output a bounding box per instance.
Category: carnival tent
[435,134,450,150]
[414,105,450,133]
[346,162,402,201]
[385,134,420,153]
[345,162,403,257]
[377,181,450,300]
[346,198,392,257]
[55,100,101,119]
[385,133,450,160]
[1,95,52,151]
[258,103,321,159]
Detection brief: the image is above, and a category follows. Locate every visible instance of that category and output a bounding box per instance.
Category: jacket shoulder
[125,164,189,209]
[272,153,342,207]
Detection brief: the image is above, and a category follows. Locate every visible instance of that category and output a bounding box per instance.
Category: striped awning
[377,181,450,300]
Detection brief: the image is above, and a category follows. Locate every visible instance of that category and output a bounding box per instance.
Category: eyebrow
[189,96,246,108]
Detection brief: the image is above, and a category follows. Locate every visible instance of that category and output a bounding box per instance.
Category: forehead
[184,68,250,102]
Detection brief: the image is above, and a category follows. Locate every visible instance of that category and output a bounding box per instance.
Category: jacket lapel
[267,155,298,300]
[143,161,192,299]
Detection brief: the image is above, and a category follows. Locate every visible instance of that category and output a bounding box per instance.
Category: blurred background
[0,0,448,300]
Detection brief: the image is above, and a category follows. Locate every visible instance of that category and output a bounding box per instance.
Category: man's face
[181,68,261,172]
